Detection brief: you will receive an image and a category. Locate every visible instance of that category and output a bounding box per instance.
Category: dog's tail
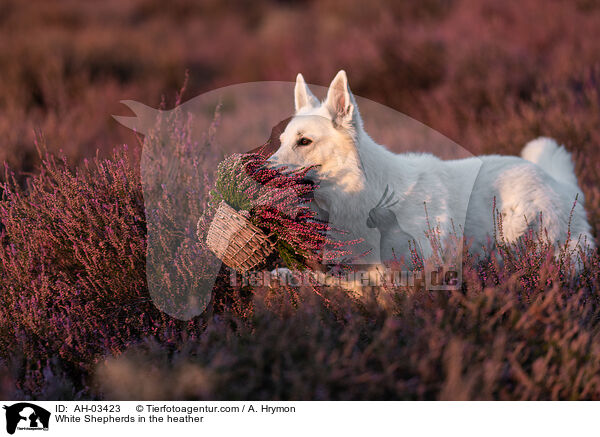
[521,137,580,189]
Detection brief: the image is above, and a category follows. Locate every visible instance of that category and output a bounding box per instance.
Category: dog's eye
[297,137,312,146]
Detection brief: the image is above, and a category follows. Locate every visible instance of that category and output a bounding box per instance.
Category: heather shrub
[0,144,204,397]
[0,138,599,400]
[95,261,600,401]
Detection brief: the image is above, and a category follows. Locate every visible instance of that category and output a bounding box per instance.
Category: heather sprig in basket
[198,153,350,272]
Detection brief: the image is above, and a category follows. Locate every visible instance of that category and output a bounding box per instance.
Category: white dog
[268,70,594,267]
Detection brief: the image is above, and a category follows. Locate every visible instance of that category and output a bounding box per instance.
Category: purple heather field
[1,0,600,400]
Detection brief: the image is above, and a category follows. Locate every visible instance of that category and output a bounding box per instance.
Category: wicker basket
[204,200,275,272]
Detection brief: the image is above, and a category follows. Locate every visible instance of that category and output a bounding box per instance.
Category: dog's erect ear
[294,74,318,112]
[324,70,360,129]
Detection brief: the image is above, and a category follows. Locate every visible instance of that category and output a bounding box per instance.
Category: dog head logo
[3,403,50,435]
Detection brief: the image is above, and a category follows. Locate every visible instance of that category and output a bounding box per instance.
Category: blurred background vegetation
[1,0,599,169]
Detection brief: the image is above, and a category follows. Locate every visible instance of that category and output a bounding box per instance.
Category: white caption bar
[0,401,597,437]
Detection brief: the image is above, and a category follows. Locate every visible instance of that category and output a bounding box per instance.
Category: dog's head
[268,71,365,185]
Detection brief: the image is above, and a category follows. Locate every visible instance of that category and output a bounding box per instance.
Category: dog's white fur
[269,70,594,265]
